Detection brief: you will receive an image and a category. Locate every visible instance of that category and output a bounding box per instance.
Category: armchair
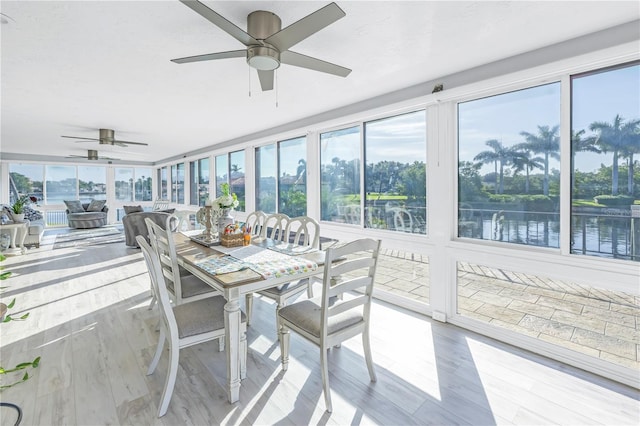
[65,200,108,229]
[122,207,175,247]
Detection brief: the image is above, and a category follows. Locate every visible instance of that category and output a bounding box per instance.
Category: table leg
[224,290,242,403]
[16,226,27,254]
[9,228,17,249]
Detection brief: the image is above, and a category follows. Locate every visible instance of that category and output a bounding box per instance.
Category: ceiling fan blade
[281,51,351,77]
[257,69,274,91]
[171,49,246,64]
[62,135,101,141]
[112,139,149,146]
[265,2,345,51]
[179,0,259,46]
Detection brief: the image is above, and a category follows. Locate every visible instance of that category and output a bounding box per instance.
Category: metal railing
[458,207,639,261]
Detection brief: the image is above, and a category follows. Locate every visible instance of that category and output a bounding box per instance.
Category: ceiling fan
[67,150,120,161]
[61,128,148,147]
[172,0,351,91]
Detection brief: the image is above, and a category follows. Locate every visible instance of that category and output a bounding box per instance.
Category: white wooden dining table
[173,232,327,403]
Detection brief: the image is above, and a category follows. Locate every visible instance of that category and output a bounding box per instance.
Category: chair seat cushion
[173,295,246,339]
[278,298,363,338]
[260,278,308,297]
[180,274,218,299]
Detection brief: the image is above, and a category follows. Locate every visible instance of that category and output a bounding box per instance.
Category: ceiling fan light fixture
[247,46,280,71]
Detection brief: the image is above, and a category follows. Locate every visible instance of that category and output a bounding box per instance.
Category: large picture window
[229,151,245,212]
[45,165,76,204]
[116,167,152,202]
[278,137,306,217]
[571,62,640,262]
[190,158,209,206]
[134,168,153,202]
[115,168,134,202]
[158,166,168,200]
[170,163,185,204]
[365,111,427,234]
[320,126,361,224]
[216,151,245,212]
[458,83,561,247]
[9,164,43,204]
[256,145,277,213]
[215,155,228,198]
[78,166,106,203]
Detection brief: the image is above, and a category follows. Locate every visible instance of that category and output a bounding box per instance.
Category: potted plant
[10,196,37,223]
[10,196,29,222]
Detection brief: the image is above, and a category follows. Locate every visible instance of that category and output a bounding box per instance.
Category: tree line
[471,114,639,198]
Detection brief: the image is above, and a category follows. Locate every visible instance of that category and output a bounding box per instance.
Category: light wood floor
[0,234,638,425]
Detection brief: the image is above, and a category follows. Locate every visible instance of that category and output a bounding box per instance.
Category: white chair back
[320,238,381,342]
[152,199,170,211]
[285,216,320,249]
[277,237,382,413]
[245,210,267,238]
[263,213,290,242]
[137,235,179,344]
[392,208,414,232]
[145,215,183,304]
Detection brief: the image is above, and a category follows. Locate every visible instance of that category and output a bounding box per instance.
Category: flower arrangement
[206,183,239,212]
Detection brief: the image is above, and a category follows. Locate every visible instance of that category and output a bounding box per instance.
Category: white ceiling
[1,1,638,164]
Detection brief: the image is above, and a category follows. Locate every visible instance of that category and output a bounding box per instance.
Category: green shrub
[487,194,515,203]
[594,195,635,206]
[487,194,556,211]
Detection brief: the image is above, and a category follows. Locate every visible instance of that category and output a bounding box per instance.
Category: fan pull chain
[275,69,279,108]
[248,67,252,98]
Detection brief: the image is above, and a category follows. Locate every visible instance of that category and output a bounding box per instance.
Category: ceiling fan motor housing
[246,11,281,70]
[99,128,115,145]
[87,149,99,160]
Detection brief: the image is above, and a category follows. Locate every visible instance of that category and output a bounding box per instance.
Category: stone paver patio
[374,248,639,372]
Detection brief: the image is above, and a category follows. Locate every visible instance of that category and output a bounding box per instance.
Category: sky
[459,63,639,174]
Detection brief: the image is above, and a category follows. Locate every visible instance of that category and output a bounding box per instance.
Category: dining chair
[137,235,247,417]
[244,213,290,326]
[278,238,382,413]
[261,213,290,241]
[145,215,219,308]
[391,207,415,233]
[244,210,267,238]
[246,216,320,334]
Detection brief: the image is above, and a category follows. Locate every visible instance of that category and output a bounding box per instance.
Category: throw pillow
[1,206,14,222]
[64,200,85,213]
[87,199,106,212]
[123,205,144,215]
[156,208,176,214]
[23,206,44,221]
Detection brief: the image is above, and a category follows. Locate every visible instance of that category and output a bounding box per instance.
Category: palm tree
[295,159,306,184]
[474,139,513,194]
[519,125,560,196]
[590,115,640,195]
[617,122,640,196]
[571,129,600,194]
[511,147,544,194]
